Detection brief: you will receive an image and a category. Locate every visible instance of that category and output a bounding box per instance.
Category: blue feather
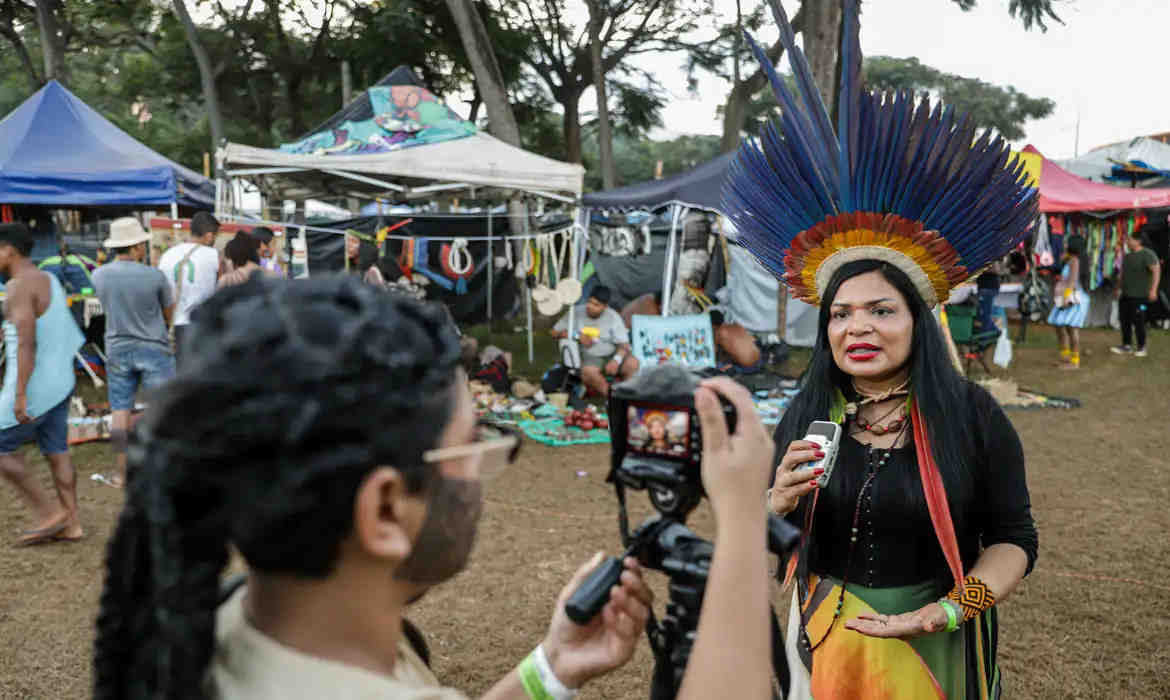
[721,0,1037,294]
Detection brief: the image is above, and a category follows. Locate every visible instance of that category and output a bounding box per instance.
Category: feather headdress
[722,0,1038,307]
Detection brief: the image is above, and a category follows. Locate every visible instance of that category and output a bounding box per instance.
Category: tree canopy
[0,0,1063,192]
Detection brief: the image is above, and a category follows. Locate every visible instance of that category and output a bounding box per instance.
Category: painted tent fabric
[280,85,476,155]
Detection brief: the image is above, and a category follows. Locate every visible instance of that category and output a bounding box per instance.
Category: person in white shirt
[157,211,220,360]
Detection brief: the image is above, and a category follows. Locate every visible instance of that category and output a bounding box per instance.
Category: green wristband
[519,653,555,700]
[938,598,960,633]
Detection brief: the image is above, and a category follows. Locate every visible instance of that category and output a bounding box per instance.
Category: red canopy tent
[1023,145,1170,212]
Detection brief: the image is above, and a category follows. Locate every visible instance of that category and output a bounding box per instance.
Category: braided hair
[93,275,462,700]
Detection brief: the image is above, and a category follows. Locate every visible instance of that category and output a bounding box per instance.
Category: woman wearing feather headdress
[725,2,1038,698]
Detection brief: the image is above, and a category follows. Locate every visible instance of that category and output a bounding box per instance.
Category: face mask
[394,476,483,585]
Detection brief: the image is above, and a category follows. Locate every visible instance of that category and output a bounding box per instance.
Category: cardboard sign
[630,313,716,369]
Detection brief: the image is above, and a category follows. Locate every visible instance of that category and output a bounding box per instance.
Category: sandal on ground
[16,520,68,547]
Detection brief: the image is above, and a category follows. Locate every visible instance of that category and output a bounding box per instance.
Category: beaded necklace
[851,402,909,436]
[802,419,910,652]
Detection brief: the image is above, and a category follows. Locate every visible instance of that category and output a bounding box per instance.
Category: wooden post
[777,285,788,345]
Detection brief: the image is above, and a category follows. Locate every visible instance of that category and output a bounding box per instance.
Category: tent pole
[568,207,584,343]
[487,209,493,326]
[662,205,682,316]
[523,203,534,364]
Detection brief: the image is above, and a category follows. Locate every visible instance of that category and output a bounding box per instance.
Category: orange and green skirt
[784,576,1000,700]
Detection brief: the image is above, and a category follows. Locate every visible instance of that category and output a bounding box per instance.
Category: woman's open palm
[844,602,949,639]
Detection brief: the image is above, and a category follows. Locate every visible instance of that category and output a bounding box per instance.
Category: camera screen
[627,406,690,458]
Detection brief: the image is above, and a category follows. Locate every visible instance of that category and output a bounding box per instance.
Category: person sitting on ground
[91,217,176,489]
[249,226,285,277]
[92,276,778,700]
[218,232,263,288]
[709,309,762,373]
[551,285,638,398]
[0,223,85,545]
[619,291,661,329]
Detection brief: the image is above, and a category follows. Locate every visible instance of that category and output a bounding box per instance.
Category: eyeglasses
[422,420,522,480]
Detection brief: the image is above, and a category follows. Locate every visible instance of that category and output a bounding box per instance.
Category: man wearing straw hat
[92,217,176,488]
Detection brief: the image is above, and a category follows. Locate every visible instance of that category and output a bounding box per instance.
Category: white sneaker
[1110,345,1132,355]
[1134,347,1148,358]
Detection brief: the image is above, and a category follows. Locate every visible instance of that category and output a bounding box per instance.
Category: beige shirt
[208,588,469,700]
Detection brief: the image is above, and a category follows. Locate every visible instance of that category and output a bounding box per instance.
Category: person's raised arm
[478,554,653,700]
[8,278,37,423]
[676,377,774,700]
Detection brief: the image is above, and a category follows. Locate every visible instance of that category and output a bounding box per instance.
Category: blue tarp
[0,81,214,208]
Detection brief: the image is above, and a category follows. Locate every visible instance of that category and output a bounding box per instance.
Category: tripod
[567,508,798,700]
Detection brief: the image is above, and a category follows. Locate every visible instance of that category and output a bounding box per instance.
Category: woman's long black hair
[774,259,977,512]
[93,275,463,700]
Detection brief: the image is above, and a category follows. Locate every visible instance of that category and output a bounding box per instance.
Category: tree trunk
[33,0,67,84]
[588,2,616,189]
[0,24,42,90]
[444,0,522,147]
[801,0,842,109]
[720,80,752,153]
[286,72,307,136]
[172,0,225,175]
[341,58,353,106]
[562,93,583,164]
[718,8,804,153]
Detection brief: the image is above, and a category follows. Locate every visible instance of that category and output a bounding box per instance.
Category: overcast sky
[625,0,1170,158]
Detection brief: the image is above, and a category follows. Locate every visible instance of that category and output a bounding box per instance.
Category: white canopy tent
[215,68,586,363]
[219,131,584,205]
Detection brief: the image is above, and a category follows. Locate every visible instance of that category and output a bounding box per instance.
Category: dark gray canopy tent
[580,153,816,346]
[581,153,735,212]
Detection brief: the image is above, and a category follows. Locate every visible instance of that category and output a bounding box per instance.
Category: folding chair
[944,303,999,376]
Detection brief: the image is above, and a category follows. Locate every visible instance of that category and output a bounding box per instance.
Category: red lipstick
[846,343,880,361]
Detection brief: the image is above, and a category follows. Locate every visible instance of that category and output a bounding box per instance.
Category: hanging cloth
[398,239,416,280]
[412,238,454,291]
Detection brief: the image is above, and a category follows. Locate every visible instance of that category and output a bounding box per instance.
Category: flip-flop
[16,520,68,547]
[51,533,84,544]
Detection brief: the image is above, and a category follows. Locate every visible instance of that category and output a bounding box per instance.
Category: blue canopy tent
[0,81,214,208]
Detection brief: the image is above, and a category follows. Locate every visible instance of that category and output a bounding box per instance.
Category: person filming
[93,276,777,700]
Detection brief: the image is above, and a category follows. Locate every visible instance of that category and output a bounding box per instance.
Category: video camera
[565,365,799,700]
[605,364,737,520]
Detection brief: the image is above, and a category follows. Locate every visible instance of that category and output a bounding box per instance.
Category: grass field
[2,323,1168,699]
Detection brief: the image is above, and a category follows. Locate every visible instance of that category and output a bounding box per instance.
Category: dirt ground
[2,325,1168,699]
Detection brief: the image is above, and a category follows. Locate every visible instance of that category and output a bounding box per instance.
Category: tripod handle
[564,556,624,624]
